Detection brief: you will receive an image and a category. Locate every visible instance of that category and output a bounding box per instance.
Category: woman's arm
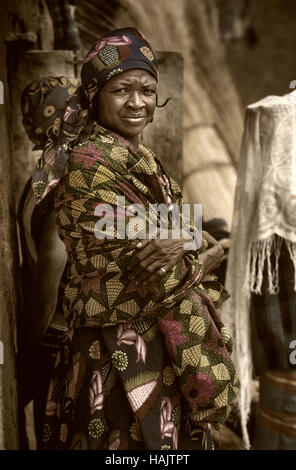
[21,212,67,353]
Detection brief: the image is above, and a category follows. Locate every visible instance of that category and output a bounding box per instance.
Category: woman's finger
[136,260,166,285]
[146,266,169,283]
[200,242,224,276]
[131,250,170,279]
[145,257,177,283]
[202,230,218,247]
[127,239,155,271]
[132,248,175,282]
[135,239,150,250]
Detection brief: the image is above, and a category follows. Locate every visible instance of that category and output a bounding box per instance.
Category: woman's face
[96,69,157,146]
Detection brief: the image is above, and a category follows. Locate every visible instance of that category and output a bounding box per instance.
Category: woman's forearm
[21,213,67,352]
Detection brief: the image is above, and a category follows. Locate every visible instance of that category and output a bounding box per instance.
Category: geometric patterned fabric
[53,124,240,429]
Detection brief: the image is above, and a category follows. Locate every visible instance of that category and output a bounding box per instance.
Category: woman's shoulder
[67,130,115,171]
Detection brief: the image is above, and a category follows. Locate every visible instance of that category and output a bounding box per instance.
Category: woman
[18,76,79,447]
[32,27,239,450]
[223,92,296,449]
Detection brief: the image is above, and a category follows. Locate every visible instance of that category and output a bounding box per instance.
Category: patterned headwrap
[32,27,159,202]
[21,76,80,150]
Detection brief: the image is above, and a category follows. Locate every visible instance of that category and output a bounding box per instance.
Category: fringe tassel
[285,240,296,291]
[239,385,251,449]
[249,234,284,294]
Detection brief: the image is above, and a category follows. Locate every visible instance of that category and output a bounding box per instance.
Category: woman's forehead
[107,69,157,86]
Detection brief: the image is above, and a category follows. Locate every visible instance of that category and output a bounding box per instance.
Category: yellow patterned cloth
[54,124,240,429]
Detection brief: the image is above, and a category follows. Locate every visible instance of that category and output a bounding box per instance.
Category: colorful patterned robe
[53,124,240,430]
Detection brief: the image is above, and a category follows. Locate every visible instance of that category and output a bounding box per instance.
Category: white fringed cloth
[222,92,296,448]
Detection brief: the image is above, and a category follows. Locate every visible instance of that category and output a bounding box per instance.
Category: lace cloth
[222,91,296,448]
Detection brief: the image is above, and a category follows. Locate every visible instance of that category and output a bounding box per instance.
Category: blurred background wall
[0,0,296,449]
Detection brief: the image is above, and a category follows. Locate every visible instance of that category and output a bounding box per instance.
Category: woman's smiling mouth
[121,116,146,124]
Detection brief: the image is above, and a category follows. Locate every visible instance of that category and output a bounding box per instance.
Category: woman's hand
[127,230,189,285]
[127,229,224,285]
[200,230,224,276]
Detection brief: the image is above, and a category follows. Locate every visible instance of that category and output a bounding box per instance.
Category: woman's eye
[144,89,156,95]
[114,88,127,94]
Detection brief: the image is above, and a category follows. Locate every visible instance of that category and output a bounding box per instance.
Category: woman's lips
[121,116,146,124]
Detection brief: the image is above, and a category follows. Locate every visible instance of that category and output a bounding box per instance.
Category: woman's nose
[126,92,144,108]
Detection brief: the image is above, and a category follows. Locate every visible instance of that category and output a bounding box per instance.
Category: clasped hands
[127,229,224,285]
